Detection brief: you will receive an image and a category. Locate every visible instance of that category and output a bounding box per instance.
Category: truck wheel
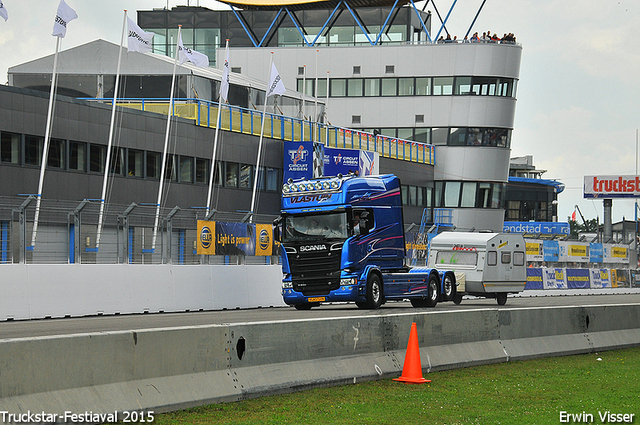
[294,303,313,310]
[453,294,463,305]
[366,274,383,309]
[496,293,508,306]
[410,298,428,308]
[425,274,439,307]
[442,272,455,301]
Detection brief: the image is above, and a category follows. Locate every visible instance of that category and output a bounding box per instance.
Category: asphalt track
[2,288,639,340]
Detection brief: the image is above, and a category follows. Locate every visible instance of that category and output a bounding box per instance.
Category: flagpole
[206,39,229,214]
[325,70,330,144]
[152,25,181,251]
[249,53,274,223]
[301,65,306,141]
[314,49,319,141]
[96,10,127,250]
[31,36,62,249]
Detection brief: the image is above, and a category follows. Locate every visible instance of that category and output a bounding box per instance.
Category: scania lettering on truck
[274,174,456,310]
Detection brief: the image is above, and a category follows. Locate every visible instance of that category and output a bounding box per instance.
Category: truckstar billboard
[584,175,640,198]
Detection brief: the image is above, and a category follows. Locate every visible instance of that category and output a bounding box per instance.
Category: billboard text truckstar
[584,175,640,198]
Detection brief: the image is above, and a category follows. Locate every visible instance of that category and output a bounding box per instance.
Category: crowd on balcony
[436,32,517,44]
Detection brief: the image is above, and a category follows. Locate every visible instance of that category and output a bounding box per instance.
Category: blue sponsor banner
[590,243,604,263]
[543,240,559,262]
[324,147,361,177]
[525,268,543,290]
[215,222,255,256]
[504,221,570,236]
[566,268,591,289]
[284,141,314,182]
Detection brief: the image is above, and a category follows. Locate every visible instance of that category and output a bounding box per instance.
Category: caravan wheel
[496,293,508,306]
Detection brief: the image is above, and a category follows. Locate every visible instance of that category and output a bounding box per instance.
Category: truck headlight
[282,281,293,289]
[340,278,356,286]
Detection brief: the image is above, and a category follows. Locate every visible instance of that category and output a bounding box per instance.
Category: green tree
[568,217,599,237]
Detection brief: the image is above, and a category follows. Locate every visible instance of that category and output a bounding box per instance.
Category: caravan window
[501,252,511,264]
[436,251,477,266]
[513,251,525,266]
[487,251,497,266]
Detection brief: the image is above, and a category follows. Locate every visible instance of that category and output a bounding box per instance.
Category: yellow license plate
[307,297,326,302]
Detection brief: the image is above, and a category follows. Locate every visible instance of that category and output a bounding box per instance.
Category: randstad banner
[197,221,274,256]
[503,221,570,236]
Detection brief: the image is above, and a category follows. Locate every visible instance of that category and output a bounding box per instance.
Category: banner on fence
[526,268,543,290]
[283,141,314,182]
[559,241,590,262]
[543,240,559,262]
[590,243,604,263]
[604,245,629,264]
[566,268,590,289]
[526,240,543,262]
[590,268,611,288]
[543,267,567,289]
[197,221,274,256]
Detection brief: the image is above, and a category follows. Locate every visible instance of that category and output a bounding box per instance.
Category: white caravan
[427,232,527,305]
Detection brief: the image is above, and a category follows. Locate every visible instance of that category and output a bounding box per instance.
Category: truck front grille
[289,249,341,296]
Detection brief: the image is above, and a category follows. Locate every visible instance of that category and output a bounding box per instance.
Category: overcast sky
[1,0,639,224]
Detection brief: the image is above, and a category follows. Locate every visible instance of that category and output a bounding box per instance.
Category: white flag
[0,1,8,22]
[267,62,286,97]
[127,17,154,53]
[52,0,77,38]
[219,41,230,102]
[177,31,209,68]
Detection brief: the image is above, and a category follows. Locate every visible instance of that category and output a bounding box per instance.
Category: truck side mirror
[273,217,282,242]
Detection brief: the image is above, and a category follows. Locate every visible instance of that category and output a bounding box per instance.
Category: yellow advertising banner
[526,242,542,256]
[255,223,273,256]
[197,220,215,255]
[613,246,627,258]
[569,244,587,257]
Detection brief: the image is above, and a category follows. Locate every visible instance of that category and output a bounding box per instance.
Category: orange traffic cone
[393,322,430,384]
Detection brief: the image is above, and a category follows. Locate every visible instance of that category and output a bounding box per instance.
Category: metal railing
[0,196,279,265]
[84,97,436,166]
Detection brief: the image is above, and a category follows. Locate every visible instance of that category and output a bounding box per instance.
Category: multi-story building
[138,1,522,231]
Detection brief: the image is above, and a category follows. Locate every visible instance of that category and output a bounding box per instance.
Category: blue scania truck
[274,174,456,310]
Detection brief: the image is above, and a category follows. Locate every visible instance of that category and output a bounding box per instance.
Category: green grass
[154,347,640,425]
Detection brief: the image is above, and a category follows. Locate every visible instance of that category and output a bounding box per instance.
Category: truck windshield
[283,212,349,242]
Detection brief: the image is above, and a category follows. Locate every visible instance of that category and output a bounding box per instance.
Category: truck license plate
[308,297,325,302]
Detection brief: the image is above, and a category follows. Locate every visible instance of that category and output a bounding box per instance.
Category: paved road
[1,289,639,340]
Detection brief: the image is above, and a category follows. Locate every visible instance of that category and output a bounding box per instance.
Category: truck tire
[410,298,428,308]
[496,293,508,306]
[366,273,383,309]
[294,303,313,310]
[425,274,439,307]
[453,294,463,305]
[442,272,455,301]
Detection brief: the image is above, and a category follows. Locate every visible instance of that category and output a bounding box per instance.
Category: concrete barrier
[1,303,640,422]
[0,264,286,321]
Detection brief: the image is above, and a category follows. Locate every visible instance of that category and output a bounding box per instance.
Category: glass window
[348,78,363,97]
[278,27,303,47]
[397,128,413,141]
[24,135,43,166]
[329,26,355,45]
[491,183,503,208]
[180,156,194,183]
[414,128,430,144]
[317,79,327,98]
[381,78,397,96]
[398,78,414,96]
[466,128,483,146]
[69,141,86,171]
[433,77,453,95]
[90,144,106,173]
[409,185,417,205]
[449,128,466,146]
[513,251,525,266]
[163,154,177,181]
[455,76,473,95]
[330,78,347,97]
[266,167,279,191]
[434,181,443,207]
[127,149,143,177]
[109,147,124,175]
[401,185,408,206]
[444,182,461,208]
[239,163,252,188]
[477,182,491,208]
[461,182,477,207]
[47,139,65,169]
[501,252,511,264]
[146,151,161,179]
[417,187,424,206]
[415,77,431,95]
[431,128,449,146]
[1,132,20,164]
[195,158,209,184]
[436,251,478,266]
[212,160,223,186]
[364,78,380,96]
[487,251,497,266]
[226,162,239,187]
